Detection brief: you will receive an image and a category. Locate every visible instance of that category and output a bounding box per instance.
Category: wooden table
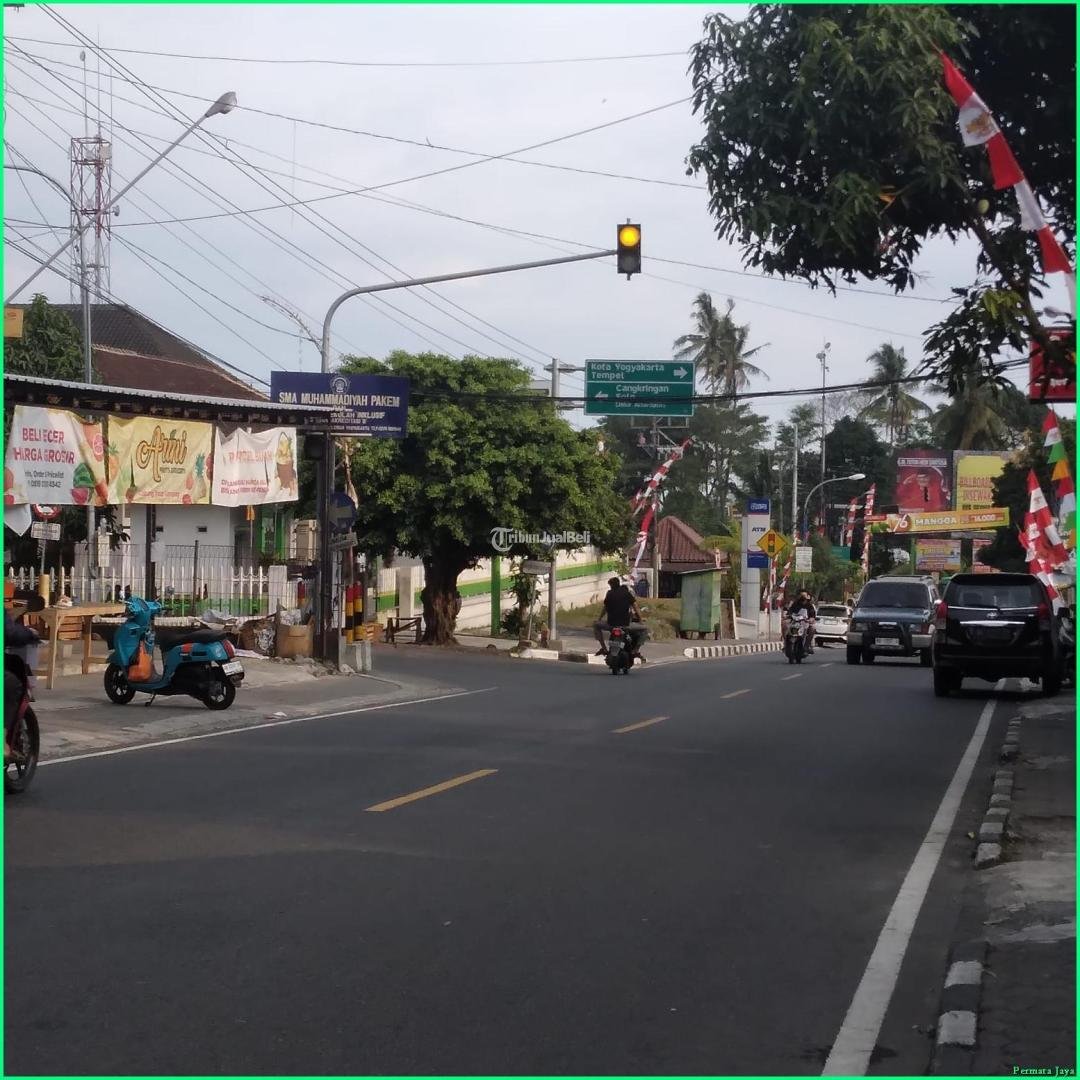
[31,604,126,690]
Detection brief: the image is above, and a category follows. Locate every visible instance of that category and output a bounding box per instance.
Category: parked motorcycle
[104,597,245,709]
[784,612,809,665]
[605,626,637,676]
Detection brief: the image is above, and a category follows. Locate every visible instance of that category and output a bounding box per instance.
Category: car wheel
[920,649,932,668]
[1043,667,1062,697]
[933,668,954,698]
[863,651,876,664]
[846,646,861,666]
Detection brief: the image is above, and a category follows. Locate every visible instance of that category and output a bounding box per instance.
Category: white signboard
[212,426,299,507]
[30,522,62,541]
[795,545,813,573]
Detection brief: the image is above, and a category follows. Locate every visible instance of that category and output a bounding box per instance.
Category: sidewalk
[31,658,461,761]
[934,694,1076,1074]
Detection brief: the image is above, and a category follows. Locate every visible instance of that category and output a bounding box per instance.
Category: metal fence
[9,541,298,617]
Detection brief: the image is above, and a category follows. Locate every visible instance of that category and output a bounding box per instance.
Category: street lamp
[4,90,237,303]
[802,472,866,541]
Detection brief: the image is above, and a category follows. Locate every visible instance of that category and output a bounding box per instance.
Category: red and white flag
[941,53,1073,281]
[860,483,876,578]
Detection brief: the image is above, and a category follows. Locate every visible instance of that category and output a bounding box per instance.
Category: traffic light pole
[315,247,619,659]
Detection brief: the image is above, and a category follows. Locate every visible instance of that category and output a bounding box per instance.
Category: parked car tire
[846,646,861,665]
[1042,667,1062,697]
[933,668,960,697]
[920,649,933,668]
[863,651,876,664]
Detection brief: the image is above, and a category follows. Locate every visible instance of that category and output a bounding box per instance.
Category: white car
[814,603,852,646]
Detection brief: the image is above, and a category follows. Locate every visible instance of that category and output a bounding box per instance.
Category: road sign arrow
[595,391,608,399]
[673,366,689,379]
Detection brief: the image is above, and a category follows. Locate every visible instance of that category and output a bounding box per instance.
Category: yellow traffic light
[616,222,641,278]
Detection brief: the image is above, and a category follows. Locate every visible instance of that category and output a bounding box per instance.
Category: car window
[858,582,931,608]
[947,581,1043,609]
[817,605,848,618]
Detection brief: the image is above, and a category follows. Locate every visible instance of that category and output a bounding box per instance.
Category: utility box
[678,567,724,639]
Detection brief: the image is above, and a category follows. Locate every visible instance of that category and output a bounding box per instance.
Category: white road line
[822,683,1002,1076]
[781,673,803,681]
[37,688,498,767]
[819,662,835,668]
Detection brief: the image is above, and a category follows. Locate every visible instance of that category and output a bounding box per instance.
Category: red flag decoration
[631,499,656,574]
[1027,470,1069,567]
[778,543,796,606]
[941,52,1073,281]
[631,437,692,516]
[860,483,877,579]
[842,497,860,547]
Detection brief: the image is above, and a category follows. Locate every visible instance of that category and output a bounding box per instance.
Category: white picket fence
[7,561,298,618]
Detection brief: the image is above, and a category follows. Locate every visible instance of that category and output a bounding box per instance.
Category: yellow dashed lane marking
[365,769,498,812]
[612,716,668,734]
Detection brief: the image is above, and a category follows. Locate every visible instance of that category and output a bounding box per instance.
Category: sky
[3,4,1073,429]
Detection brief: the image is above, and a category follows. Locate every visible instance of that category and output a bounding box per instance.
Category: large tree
[858,344,931,442]
[2,293,84,382]
[339,352,629,644]
[687,6,1076,391]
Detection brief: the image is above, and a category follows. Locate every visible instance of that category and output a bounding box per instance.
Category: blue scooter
[104,597,245,710]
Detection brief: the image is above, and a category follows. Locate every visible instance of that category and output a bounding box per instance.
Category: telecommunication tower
[69,134,113,301]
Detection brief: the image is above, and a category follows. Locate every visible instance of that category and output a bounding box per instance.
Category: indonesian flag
[631,438,692,516]
[778,544,796,605]
[842,496,860,547]
[1043,409,1063,447]
[941,53,1072,277]
[1028,472,1069,566]
[632,500,656,572]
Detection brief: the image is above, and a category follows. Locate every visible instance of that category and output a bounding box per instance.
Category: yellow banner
[954,452,1012,511]
[884,507,1010,534]
[107,416,213,505]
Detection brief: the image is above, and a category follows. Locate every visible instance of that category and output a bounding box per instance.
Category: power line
[6,80,953,313]
[25,21,562,371]
[7,35,688,68]
[6,47,483,361]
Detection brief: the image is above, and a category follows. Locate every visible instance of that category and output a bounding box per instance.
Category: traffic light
[617,222,641,278]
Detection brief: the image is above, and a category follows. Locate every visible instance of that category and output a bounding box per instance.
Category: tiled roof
[48,303,266,401]
[627,514,726,569]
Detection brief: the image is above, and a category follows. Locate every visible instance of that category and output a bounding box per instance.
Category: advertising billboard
[971,538,999,573]
[1029,329,1075,403]
[915,538,962,572]
[875,507,1011,534]
[953,451,1012,511]
[895,450,952,512]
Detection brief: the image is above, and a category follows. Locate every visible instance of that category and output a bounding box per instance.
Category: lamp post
[802,473,866,541]
[5,91,237,304]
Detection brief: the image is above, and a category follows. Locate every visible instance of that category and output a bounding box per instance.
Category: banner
[4,405,107,508]
[895,450,952,512]
[954,451,1012,511]
[878,507,1010,534]
[915,538,962,572]
[212,427,299,507]
[971,538,998,573]
[107,416,213,505]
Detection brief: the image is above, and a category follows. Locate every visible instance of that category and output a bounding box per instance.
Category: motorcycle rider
[594,576,648,662]
[785,590,817,653]
[4,613,40,761]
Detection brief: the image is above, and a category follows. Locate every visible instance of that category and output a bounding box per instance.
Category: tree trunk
[420,553,465,645]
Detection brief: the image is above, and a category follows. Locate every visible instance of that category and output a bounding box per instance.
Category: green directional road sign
[584,360,695,417]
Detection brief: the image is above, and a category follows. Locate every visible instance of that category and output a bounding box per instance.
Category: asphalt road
[5,646,1017,1075]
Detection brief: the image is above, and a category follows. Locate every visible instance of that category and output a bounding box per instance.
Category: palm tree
[931,379,1010,450]
[858,344,931,442]
[673,293,768,397]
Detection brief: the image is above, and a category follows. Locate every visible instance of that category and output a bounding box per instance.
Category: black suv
[932,573,1063,697]
[846,577,938,666]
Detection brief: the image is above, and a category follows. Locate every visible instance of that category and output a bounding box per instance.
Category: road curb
[971,719,1021,870]
[930,940,988,1074]
[682,641,783,660]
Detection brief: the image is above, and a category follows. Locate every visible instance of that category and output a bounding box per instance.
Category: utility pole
[816,342,831,537]
[548,358,559,647]
[651,418,661,595]
[792,424,799,542]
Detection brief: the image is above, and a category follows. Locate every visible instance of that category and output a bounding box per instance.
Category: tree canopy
[3,294,85,382]
[687,5,1076,389]
[338,351,630,644]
